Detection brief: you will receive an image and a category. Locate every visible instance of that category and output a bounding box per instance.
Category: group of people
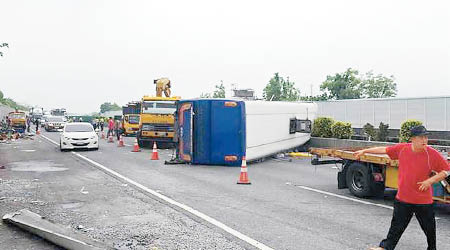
[91,117,122,140]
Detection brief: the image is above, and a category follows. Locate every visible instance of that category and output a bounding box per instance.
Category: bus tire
[346,162,373,198]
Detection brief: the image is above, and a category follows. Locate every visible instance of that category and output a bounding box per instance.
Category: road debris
[2,209,108,250]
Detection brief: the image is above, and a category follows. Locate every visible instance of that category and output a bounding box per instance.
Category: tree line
[202,68,397,101]
[0,90,28,111]
[265,68,397,101]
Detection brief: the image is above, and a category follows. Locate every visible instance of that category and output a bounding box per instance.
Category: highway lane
[37,130,450,250]
[0,133,246,250]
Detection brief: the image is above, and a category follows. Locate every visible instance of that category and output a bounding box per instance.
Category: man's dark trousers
[380,199,436,250]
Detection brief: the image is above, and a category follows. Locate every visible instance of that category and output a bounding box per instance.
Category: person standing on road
[107,117,114,137]
[100,118,104,132]
[35,118,39,132]
[353,125,450,250]
[26,115,31,133]
[115,118,121,140]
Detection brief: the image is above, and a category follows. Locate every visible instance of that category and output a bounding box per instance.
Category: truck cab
[8,111,27,133]
[122,102,141,136]
[137,96,180,147]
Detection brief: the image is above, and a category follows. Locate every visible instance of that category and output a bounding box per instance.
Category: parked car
[60,122,99,151]
[44,116,65,131]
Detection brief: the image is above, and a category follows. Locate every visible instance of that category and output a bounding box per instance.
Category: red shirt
[108,119,114,129]
[386,143,450,204]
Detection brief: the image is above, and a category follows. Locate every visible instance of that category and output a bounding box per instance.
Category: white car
[60,122,99,151]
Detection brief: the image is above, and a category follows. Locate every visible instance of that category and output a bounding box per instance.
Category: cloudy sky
[1,0,449,114]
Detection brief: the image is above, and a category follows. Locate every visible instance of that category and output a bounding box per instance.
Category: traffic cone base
[118,135,124,147]
[151,142,159,160]
[237,157,251,185]
[108,135,114,143]
[132,138,141,152]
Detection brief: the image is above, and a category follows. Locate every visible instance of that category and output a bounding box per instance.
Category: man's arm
[353,147,387,159]
[418,171,450,191]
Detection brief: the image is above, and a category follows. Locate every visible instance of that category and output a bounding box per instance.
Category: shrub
[331,121,353,139]
[311,117,334,138]
[399,119,422,142]
[377,122,389,142]
[363,123,376,141]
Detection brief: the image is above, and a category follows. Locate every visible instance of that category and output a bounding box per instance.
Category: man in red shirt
[107,117,114,138]
[353,125,450,250]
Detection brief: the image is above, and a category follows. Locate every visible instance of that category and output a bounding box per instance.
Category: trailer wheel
[346,162,373,198]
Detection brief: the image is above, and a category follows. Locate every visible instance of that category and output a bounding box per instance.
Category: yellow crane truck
[136,78,180,147]
[310,147,450,204]
[8,110,27,133]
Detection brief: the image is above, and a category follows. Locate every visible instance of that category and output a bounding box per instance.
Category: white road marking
[294,185,394,210]
[295,185,444,220]
[38,133,274,250]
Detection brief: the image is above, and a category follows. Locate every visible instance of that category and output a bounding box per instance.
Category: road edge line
[39,133,274,250]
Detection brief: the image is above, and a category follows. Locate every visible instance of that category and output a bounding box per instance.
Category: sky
[0,0,449,114]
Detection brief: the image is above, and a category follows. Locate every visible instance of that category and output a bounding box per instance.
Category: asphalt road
[1,130,449,250]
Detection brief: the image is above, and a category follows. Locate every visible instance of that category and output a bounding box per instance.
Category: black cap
[410,125,430,137]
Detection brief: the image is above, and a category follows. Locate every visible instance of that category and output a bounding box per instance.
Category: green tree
[311,117,335,138]
[363,123,376,141]
[320,68,362,100]
[100,102,121,113]
[0,90,3,100]
[212,83,226,98]
[263,73,300,101]
[0,43,9,57]
[331,121,353,139]
[377,122,389,141]
[361,71,397,98]
[399,120,422,142]
[0,97,28,110]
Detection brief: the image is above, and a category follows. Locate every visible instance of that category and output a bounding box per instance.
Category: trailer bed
[309,147,450,204]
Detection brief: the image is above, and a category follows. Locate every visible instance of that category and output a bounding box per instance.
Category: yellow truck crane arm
[154,78,172,97]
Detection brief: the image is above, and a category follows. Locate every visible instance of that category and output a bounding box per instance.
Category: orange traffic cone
[36,129,40,135]
[108,135,114,143]
[237,156,251,185]
[151,142,159,160]
[132,138,141,152]
[118,135,124,147]
[101,131,105,139]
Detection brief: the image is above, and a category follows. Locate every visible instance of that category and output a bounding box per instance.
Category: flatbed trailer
[309,147,450,204]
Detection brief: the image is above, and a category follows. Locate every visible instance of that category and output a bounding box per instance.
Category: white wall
[317,96,450,131]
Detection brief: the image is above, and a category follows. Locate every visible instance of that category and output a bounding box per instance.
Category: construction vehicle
[122,102,141,136]
[8,110,27,133]
[310,147,450,204]
[137,78,180,147]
